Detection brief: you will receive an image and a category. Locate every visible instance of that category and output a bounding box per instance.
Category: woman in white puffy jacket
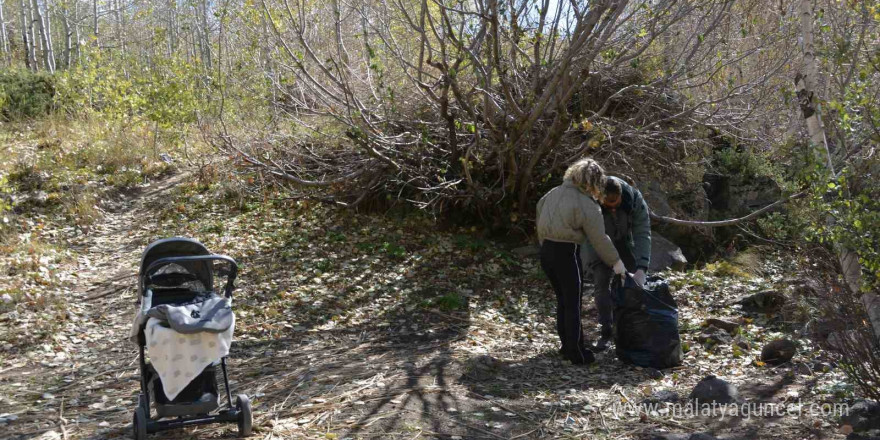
[536,158,626,365]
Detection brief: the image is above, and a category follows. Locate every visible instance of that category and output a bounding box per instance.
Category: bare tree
[219,0,791,218]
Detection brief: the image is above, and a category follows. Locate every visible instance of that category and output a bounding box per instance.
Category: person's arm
[536,193,547,245]
[631,189,652,271]
[579,199,621,268]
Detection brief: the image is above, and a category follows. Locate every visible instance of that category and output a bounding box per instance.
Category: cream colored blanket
[145,316,234,401]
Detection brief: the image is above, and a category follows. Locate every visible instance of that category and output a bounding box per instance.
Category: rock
[737,290,786,313]
[760,339,797,365]
[697,326,733,346]
[512,245,540,257]
[793,362,815,376]
[732,336,751,351]
[463,355,501,381]
[703,173,780,218]
[847,430,880,440]
[862,293,880,342]
[640,179,714,261]
[705,318,740,334]
[646,368,664,379]
[644,390,680,404]
[841,400,880,432]
[35,431,61,440]
[787,278,823,298]
[689,375,740,405]
[650,233,688,272]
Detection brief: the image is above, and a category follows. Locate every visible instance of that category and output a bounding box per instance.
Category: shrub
[0,69,55,121]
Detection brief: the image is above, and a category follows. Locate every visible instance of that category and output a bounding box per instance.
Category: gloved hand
[633,268,647,288]
[612,260,626,281]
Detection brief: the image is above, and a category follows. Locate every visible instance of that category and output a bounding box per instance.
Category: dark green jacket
[582,177,652,270]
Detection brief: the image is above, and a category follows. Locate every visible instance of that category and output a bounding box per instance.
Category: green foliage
[431,292,465,311]
[798,164,880,291]
[0,69,56,121]
[704,260,751,279]
[712,145,774,180]
[55,50,200,130]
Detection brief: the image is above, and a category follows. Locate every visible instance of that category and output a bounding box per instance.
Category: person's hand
[633,269,646,288]
[612,260,626,281]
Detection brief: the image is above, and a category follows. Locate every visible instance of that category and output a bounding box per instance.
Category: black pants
[591,240,637,337]
[540,240,592,363]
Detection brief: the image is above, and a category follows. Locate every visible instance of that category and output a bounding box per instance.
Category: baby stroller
[130,237,253,439]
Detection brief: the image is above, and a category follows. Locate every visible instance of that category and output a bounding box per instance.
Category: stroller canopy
[139,237,213,296]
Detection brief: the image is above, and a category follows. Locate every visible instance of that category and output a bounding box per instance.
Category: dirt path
[0,171,851,440]
[0,172,199,439]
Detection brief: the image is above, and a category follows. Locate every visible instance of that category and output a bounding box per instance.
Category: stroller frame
[132,238,252,439]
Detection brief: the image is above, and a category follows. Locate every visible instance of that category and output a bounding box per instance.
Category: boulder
[732,336,751,351]
[847,430,880,440]
[697,326,733,347]
[703,173,781,218]
[646,368,665,379]
[689,375,740,405]
[760,339,797,365]
[736,290,786,313]
[640,179,714,261]
[650,233,688,272]
[512,245,540,258]
[704,318,740,335]
[841,400,880,432]
[862,293,880,342]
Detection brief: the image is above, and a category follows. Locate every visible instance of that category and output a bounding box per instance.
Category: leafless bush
[215,0,797,221]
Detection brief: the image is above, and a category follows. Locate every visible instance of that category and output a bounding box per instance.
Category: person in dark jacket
[581,176,652,351]
[537,159,626,365]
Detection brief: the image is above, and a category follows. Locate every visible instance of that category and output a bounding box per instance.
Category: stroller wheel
[132,406,147,440]
[236,394,252,437]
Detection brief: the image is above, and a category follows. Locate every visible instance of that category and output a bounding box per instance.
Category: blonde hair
[564,158,606,200]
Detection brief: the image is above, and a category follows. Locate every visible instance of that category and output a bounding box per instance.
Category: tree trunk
[62,0,72,69]
[23,0,37,68]
[44,0,55,71]
[73,0,80,65]
[32,0,53,72]
[19,0,30,68]
[167,0,176,56]
[92,0,98,47]
[796,0,873,338]
[0,0,9,65]
[199,0,211,69]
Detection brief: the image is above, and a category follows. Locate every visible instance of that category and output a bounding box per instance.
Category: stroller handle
[144,255,239,298]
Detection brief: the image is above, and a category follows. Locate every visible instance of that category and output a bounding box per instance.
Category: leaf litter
[0,170,856,439]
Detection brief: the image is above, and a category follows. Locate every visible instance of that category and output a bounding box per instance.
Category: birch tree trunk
[167,0,176,56]
[796,0,876,340]
[199,0,211,69]
[44,0,55,71]
[22,0,36,68]
[73,0,80,65]
[0,0,10,65]
[62,0,72,68]
[92,0,98,47]
[32,0,54,72]
[19,0,30,68]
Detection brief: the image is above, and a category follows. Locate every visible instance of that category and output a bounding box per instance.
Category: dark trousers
[540,240,592,363]
[591,240,637,337]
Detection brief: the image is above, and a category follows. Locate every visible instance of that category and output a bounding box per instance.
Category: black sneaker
[568,348,596,365]
[593,336,612,352]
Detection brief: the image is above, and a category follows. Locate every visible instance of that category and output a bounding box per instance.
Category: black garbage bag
[612,274,682,369]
